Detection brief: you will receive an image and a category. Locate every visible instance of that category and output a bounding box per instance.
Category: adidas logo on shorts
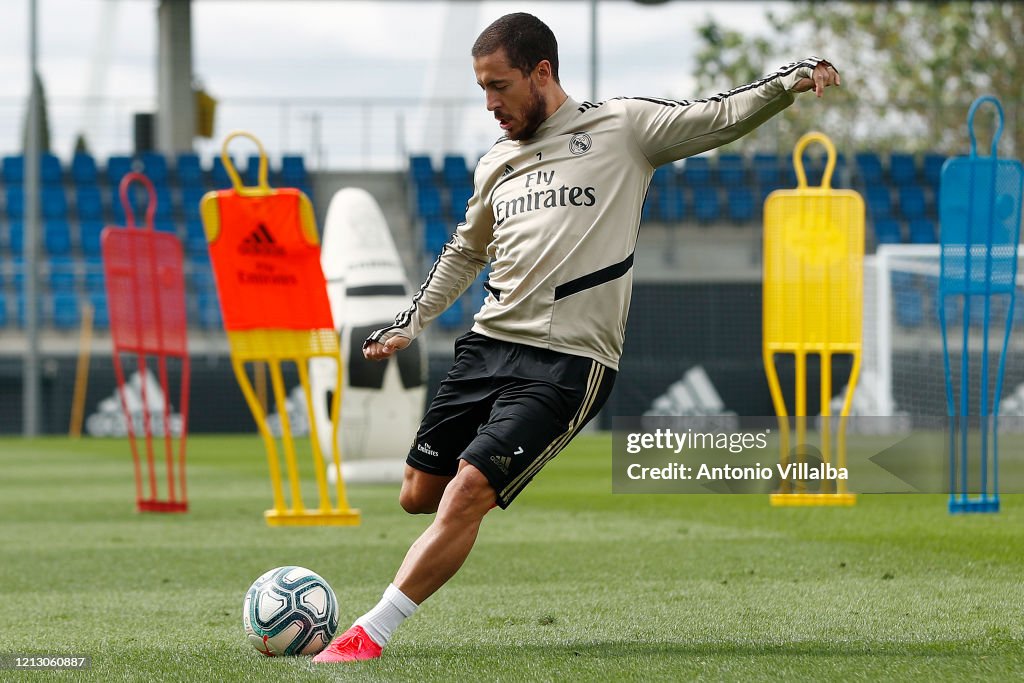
[490,455,512,474]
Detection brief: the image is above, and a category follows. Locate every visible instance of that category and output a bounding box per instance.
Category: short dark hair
[472,13,560,83]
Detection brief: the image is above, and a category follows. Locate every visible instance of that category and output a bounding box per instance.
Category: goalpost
[861,244,1024,421]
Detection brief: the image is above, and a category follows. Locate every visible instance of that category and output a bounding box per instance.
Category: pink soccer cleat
[312,625,383,663]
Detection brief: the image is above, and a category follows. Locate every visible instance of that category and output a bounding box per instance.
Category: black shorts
[407,331,616,508]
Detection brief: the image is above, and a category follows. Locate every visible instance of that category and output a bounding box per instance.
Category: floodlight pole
[23,0,41,437]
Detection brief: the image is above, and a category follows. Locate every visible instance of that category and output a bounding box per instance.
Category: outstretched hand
[793,61,841,97]
[363,335,411,361]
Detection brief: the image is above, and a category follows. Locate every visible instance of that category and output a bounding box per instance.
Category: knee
[399,487,440,515]
[438,466,496,521]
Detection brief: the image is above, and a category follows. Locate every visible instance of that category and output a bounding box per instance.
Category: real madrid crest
[568,132,592,156]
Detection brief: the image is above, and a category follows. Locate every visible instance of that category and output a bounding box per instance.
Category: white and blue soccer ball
[243,566,339,656]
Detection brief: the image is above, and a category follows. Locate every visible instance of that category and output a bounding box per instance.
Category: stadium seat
[211,156,235,189]
[726,187,756,223]
[9,255,24,291]
[889,153,918,186]
[43,219,72,256]
[855,152,884,185]
[865,184,893,220]
[873,218,902,244]
[424,218,450,255]
[752,153,780,186]
[154,218,178,235]
[448,183,473,220]
[106,155,134,187]
[0,296,7,328]
[139,152,170,185]
[652,164,678,191]
[83,258,105,294]
[898,185,927,221]
[185,219,208,256]
[716,154,746,186]
[436,297,466,329]
[908,218,936,244]
[923,153,946,190]
[415,184,444,220]
[71,153,99,185]
[692,188,720,223]
[5,186,25,219]
[182,186,206,221]
[894,289,925,328]
[8,220,23,253]
[657,188,685,222]
[51,291,80,329]
[75,186,104,221]
[409,155,435,186]
[152,186,174,221]
[47,256,77,293]
[641,193,656,222]
[41,186,68,219]
[41,154,63,185]
[2,155,23,184]
[79,220,105,257]
[243,154,262,186]
[442,155,471,187]
[176,153,204,187]
[682,156,712,187]
[280,155,307,187]
[88,292,109,329]
[195,291,222,330]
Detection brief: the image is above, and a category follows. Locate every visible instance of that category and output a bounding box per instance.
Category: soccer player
[314,12,840,663]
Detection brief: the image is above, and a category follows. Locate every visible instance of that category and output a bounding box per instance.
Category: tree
[692,1,1024,157]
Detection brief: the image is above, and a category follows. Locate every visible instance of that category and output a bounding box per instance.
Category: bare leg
[393,460,496,604]
[399,465,452,514]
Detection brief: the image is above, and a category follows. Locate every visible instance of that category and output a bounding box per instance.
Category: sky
[0,0,787,168]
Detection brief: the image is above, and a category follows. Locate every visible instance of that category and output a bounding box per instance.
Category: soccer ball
[242,566,339,656]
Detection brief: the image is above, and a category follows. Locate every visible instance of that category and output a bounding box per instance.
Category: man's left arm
[629,58,839,168]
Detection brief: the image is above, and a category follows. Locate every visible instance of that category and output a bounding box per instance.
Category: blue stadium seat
[182,186,206,221]
[41,154,63,185]
[865,184,892,220]
[409,155,435,186]
[280,155,307,187]
[442,155,471,187]
[0,296,7,328]
[716,154,747,186]
[436,297,466,330]
[923,153,946,190]
[154,218,178,235]
[71,153,99,185]
[889,153,917,186]
[195,291,222,330]
[424,219,450,255]
[641,193,656,222]
[48,256,77,292]
[2,156,23,184]
[211,156,235,189]
[415,184,444,220]
[898,185,927,221]
[189,263,216,294]
[9,256,24,291]
[51,291,80,329]
[855,152,884,185]
[8,220,23,253]
[692,188,720,223]
[682,157,712,187]
[44,219,72,256]
[88,292,109,329]
[657,188,685,222]
[106,155,134,187]
[152,186,174,221]
[652,164,678,191]
[41,186,68,219]
[752,153,780,186]
[243,154,262,186]
[79,220,105,257]
[75,186,104,221]
[176,153,204,187]
[185,219,208,256]
[139,152,169,185]
[726,187,756,223]
[83,258,105,294]
[448,183,473,219]
[873,218,902,244]
[908,218,936,244]
[5,186,24,219]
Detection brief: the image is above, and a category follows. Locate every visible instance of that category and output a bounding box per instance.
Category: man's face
[474,48,548,142]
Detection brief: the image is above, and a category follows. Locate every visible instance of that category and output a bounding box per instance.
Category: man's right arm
[363,159,496,358]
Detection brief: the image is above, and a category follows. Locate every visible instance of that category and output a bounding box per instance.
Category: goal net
[858,244,1024,422]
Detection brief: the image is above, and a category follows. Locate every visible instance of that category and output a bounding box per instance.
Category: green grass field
[1,434,1022,682]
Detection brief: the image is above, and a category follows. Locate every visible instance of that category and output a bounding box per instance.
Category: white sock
[354,583,418,648]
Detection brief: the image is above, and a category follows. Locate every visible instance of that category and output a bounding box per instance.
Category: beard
[508,82,547,141]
